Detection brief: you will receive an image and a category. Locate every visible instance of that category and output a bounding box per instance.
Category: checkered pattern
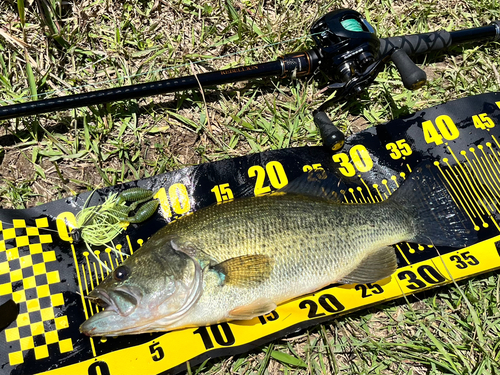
[0,218,73,366]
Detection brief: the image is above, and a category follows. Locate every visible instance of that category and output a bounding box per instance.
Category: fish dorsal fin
[278,170,344,202]
[339,246,398,284]
[228,298,277,320]
[213,254,274,287]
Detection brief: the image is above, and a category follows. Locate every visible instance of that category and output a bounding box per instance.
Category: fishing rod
[1,9,499,151]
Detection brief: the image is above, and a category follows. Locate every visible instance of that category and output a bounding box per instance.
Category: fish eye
[113,265,130,281]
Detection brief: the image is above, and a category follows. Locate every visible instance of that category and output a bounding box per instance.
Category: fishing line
[0,33,320,107]
[0,220,59,233]
[432,243,486,345]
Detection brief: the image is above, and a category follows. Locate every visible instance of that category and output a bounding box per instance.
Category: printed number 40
[422,115,459,145]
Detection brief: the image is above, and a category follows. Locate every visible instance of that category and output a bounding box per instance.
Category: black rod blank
[0,61,284,120]
[0,20,498,121]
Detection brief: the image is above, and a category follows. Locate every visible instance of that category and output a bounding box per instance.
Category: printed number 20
[248,161,288,196]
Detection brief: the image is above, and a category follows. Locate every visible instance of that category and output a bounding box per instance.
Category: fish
[79,165,476,336]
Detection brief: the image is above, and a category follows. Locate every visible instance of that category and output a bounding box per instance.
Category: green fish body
[80,167,475,336]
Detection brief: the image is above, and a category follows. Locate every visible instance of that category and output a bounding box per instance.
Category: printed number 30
[332,145,373,177]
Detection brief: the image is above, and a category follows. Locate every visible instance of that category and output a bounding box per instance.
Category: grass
[1,0,500,374]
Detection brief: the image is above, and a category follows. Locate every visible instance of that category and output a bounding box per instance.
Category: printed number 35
[386,139,412,160]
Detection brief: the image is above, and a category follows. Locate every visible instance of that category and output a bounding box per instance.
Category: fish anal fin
[339,246,397,284]
[213,254,274,287]
[228,298,277,320]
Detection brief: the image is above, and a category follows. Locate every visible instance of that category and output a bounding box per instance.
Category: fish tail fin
[389,164,477,247]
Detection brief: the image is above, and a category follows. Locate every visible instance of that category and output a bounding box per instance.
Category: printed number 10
[154,184,191,218]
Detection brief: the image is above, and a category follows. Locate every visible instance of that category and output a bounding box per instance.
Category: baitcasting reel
[309,9,427,151]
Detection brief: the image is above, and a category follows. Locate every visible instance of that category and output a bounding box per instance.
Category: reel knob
[313,111,345,152]
[391,48,427,90]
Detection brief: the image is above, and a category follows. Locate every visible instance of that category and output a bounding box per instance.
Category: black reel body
[310,9,429,151]
[311,9,382,151]
[311,9,380,90]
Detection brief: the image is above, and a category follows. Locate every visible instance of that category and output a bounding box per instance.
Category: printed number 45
[473,113,495,130]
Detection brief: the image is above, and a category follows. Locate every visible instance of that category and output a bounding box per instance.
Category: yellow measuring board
[41,143,500,373]
[0,92,499,374]
[35,237,500,375]
[0,218,73,367]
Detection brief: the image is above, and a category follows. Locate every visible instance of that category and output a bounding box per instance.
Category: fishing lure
[70,187,159,271]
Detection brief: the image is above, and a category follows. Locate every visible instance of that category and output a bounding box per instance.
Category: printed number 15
[211,183,234,203]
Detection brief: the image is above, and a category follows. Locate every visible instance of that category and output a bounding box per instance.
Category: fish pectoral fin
[228,298,277,320]
[339,246,398,284]
[213,254,274,287]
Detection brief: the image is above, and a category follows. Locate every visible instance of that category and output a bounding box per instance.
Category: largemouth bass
[80,166,475,336]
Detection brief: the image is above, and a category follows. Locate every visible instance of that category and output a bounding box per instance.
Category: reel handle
[390,48,427,90]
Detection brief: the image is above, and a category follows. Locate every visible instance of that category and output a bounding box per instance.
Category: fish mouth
[87,289,112,309]
[87,287,140,317]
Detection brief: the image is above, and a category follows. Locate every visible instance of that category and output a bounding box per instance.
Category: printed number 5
[149,342,165,361]
[386,139,412,160]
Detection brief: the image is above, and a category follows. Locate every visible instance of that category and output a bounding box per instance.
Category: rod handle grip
[380,30,452,56]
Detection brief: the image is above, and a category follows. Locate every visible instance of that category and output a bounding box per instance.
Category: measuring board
[1,92,500,374]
